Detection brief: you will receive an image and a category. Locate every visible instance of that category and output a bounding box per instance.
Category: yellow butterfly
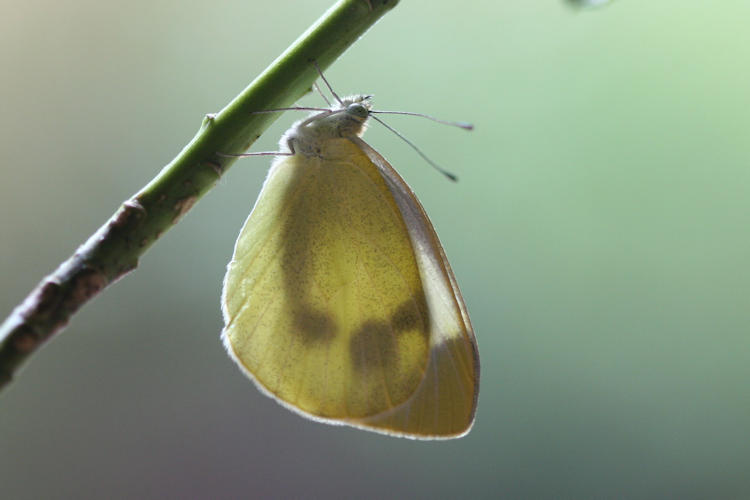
[221,74,479,439]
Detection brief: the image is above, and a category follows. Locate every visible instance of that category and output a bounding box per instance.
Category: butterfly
[221,70,479,439]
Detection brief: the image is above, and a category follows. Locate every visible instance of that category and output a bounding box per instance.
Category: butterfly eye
[347,103,369,119]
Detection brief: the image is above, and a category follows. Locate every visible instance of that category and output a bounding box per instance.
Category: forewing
[222,140,432,423]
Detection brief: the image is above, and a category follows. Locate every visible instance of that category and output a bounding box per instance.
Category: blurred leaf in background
[566,0,613,9]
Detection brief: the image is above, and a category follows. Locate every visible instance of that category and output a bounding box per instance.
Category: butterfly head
[335,95,373,136]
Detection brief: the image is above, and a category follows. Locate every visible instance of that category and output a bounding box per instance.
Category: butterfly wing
[222,137,479,438]
[351,136,480,438]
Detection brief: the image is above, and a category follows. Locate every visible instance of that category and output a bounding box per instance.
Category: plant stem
[0,0,399,393]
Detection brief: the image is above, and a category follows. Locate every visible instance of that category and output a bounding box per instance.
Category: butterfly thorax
[281,95,372,158]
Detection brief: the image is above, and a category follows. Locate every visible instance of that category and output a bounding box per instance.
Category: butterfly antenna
[216,151,293,158]
[312,81,332,107]
[248,107,329,115]
[371,110,474,131]
[370,115,459,182]
[312,60,344,106]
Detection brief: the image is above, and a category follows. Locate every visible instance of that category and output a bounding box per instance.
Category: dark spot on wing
[293,307,337,344]
[391,300,424,336]
[349,320,396,373]
[391,286,431,343]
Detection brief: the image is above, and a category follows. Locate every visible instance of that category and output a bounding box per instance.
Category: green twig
[0,0,399,393]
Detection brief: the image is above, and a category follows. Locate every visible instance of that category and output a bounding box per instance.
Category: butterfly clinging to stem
[220,64,480,439]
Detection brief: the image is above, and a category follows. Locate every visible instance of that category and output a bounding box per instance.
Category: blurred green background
[2,1,750,498]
